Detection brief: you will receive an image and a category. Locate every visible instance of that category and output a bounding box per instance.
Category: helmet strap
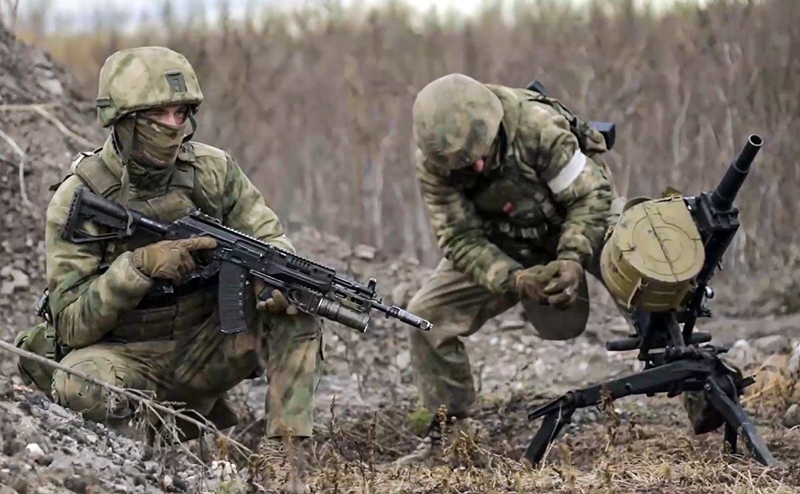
[182,113,197,143]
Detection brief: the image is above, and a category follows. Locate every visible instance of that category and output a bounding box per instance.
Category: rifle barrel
[711,134,763,211]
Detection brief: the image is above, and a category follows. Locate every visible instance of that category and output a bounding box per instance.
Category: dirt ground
[1,23,800,494]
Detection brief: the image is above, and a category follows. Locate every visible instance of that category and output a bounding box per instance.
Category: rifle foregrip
[218,262,249,334]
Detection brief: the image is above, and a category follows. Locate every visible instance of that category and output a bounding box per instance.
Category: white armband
[547,148,587,194]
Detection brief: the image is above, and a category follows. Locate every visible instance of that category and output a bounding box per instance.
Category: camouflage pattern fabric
[412,73,617,296]
[411,73,503,172]
[95,46,203,128]
[408,73,710,430]
[407,240,624,418]
[22,132,323,440]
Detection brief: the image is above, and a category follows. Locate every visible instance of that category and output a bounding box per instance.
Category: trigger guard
[284,288,319,314]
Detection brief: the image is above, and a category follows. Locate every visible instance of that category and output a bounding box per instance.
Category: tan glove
[131,237,218,282]
[514,259,583,309]
[253,278,298,315]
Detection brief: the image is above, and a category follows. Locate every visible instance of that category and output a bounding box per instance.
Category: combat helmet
[412,73,503,171]
[95,46,203,127]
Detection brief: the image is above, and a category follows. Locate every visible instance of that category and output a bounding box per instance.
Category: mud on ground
[2,23,800,494]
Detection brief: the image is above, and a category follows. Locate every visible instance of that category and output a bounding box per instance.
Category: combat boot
[253,436,310,494]
[394,415,486,467]
[683,390,725,435]
[394,417,444,466]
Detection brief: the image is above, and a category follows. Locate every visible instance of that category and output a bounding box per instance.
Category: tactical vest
[449,86,607,264]
[51,147,219,347]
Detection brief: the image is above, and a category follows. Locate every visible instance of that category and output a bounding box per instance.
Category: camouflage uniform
[398,73,719,466]
[396,73,631,464]
[14,47,323,454]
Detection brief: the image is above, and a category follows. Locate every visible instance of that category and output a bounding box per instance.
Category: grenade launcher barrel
[711,134,763,211]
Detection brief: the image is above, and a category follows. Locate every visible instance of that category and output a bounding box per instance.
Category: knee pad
[52,355,132,422]
[14,323,56,393]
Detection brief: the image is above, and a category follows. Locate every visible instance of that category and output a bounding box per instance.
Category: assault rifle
[523,134,779,468]
[61,187,433,335]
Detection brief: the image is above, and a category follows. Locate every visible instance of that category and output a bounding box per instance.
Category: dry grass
[10,0,800,274]
[5,1,800,491]
[235,391,800,493]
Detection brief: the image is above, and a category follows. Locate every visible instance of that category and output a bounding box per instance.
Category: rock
[726,339,764,369]
[38,77,63,97]
[608,321,632,335]
[172,477,188,492]
[0,378,13,399]
[782,404,800,429]
[498,320,526,331]
[396,350,411,370]
[210,460,237,480]
[353,244,377,260]
[35,453,53,466]
[63,476,89,494]
[0,266,30,294]
[24,443,44,461]
[752,335,792,355]
[787,342,800,378]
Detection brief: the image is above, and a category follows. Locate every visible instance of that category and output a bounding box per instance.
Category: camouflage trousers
[406,244,629,418]
[16,287,324,440]
[407,254,712,431]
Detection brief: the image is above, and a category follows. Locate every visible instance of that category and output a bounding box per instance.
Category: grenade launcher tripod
[523,134,779,469]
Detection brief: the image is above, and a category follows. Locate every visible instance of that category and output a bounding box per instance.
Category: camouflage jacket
[45,135,294,349]
[415,84,617,294]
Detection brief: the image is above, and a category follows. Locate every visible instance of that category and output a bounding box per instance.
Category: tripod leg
[523,405,574,467]
[706,376,779,467]
[724,422,738,455]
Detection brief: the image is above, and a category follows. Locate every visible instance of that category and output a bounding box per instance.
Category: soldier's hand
[253,278,298,316]
[514,264,556,305]
[514,260,583,309]
[131,237,218,282]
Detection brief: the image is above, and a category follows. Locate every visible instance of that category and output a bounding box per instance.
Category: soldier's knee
[52,354,132,422]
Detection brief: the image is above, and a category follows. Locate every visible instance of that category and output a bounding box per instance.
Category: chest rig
[53,147,219,344]
[448,120,567,263]
[448,82,613,263]
[455,154,561,244]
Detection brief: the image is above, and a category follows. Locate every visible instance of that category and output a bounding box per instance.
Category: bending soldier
[14,46,320,493]
[397,73,717,465]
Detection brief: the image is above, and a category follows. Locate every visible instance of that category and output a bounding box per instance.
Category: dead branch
[0,339,254,458]
[31,105,96,148]
[0,104,96,148]
[0,150,29,173]
[0,127,31,207]
[0,103,58,110]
